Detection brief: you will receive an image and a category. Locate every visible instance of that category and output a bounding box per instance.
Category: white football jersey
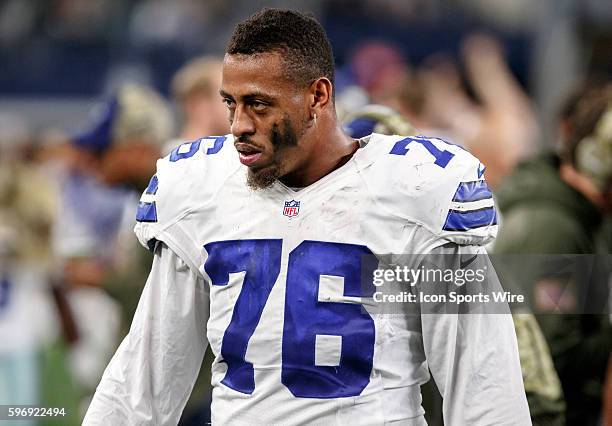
[85,133,530,425]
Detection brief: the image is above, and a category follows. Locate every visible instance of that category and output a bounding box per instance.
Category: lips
[235,142,264,166]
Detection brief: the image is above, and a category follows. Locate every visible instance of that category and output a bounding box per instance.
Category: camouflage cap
[73,83,173,153]
[575,102,612,191]
[343,104,416,139]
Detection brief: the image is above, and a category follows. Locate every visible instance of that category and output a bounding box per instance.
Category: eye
[223,98,235,109]
[250,101,268,112]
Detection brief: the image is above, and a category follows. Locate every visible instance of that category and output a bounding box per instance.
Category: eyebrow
[219,89,233,100]
[219,89,274,102]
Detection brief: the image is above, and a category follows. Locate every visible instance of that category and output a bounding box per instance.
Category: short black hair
[226,8,335,88]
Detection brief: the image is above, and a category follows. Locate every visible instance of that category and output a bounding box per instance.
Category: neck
[279,121,358,188]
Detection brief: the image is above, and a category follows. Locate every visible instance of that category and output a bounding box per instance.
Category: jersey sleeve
[437,156,498,246]
[420,244,531,425]
[361,134,498,248]
[134,135,234,267]
[83,242,209,426]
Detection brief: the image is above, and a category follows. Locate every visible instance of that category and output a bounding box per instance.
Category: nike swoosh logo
[460,254,478,269]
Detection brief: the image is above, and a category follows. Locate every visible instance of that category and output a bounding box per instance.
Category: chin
[247,165,280,190]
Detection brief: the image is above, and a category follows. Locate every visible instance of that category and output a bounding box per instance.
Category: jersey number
[169,136,226,162]
[203,239,377,398]
[390,136,455,168]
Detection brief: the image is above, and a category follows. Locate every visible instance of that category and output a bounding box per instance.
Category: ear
[308,77,333,113]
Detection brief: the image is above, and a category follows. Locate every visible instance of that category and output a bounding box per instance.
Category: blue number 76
[203,239,378,398]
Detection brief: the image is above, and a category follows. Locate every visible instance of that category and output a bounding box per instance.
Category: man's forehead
[223,52,285,75]
[221,52,294,96]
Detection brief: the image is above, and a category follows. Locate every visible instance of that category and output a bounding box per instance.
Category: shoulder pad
[134,135,237,250]
[361,134,497,246]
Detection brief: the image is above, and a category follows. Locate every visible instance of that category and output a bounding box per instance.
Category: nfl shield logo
[283,200,300,218]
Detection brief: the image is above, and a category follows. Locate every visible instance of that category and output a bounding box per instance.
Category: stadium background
[0,0,610,425]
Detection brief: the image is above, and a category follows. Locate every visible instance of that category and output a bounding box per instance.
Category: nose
[231,105,255,138]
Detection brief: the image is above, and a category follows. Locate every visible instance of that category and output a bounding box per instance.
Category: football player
[84,9,530,425]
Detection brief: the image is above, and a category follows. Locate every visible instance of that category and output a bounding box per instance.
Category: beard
[246,163,280,190]
[246,115,301,190]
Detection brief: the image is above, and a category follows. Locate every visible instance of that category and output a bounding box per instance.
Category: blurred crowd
[0,1,611,425]
[0,51,229,425]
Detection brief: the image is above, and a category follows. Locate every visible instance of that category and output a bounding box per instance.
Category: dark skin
[221,51,358,189]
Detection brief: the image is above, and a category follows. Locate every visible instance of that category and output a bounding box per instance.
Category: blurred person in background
[50,82,173,419]
[0,113,61,426]
[379,34,538,188]
[350,41,409,106]
[169,56,231,151]
[334,41,409,120]
[342,103,416,139]
[494,82,612,426]
[458,34,538,187]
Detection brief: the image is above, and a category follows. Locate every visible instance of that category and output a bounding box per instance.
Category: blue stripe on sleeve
[443,207,497,231]
[145,175,158,194]
[452,180,492,203]
[136,201,158,223]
